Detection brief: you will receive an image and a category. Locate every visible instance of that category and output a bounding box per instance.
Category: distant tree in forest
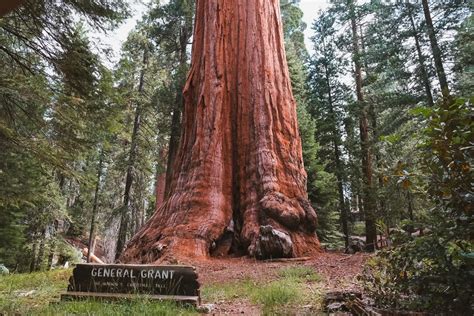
[308,10,353,249]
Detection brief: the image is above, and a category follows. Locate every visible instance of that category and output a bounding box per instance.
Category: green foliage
[44,300,196,316]
[350,221,365,236]
[454,14,474,97]
[0,0,128,270]
[361,98,473,314]
[254,280,300,315]
[0,269,71,313]
[362,233,473,312]
[277,266,321,282]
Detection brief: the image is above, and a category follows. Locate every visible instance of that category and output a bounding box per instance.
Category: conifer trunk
[36,230,46,270]
[115,49,148,260]
[322,55,349,250]
[29,239,38,272]
[121,0,319,263]
[349,0,376,252]
[87,148,104,262]
[407,3,434,107]
[421,0,450,100]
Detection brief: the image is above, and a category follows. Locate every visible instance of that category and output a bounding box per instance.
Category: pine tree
[308,10,352,248]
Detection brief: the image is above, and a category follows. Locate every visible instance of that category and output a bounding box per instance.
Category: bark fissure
[121,0,319,263]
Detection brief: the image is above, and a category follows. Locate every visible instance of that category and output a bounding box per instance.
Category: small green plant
[251,279,300,314]
[201,278,256,302]
[277,266,321,282]
[350,221,365,236]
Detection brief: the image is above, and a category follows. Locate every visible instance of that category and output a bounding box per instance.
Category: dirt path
[192,252,369,315]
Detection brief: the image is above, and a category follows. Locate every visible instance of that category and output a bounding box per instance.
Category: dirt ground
[193,252,370,315]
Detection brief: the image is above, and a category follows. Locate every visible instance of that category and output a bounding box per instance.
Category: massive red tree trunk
[121,0,319,263]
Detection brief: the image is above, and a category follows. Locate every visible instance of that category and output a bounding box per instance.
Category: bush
[360,98,474,314]
[360,230,473,313]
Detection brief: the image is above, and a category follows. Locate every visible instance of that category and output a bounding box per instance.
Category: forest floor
[198,252,369,315]
[0,252,369,315]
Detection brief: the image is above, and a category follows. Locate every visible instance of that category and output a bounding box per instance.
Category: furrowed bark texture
[121,0,319,263]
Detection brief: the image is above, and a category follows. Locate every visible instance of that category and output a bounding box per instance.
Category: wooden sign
[61,263,200,305]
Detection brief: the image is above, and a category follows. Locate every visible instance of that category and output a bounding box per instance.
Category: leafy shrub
[360,98,474,314]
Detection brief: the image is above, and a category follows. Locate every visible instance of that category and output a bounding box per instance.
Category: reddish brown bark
[0,1,24,16]
[155,173,166,209]
[120,0,319,263]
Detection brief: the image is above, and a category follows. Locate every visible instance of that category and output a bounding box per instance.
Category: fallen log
[82,248,105,264]
[263,256,313,263]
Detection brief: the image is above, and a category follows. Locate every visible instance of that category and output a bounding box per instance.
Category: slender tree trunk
[322,60,349,250]
[407,3,434,107]
[115,49,148,260]
[47,238,55,269]
[29,237,38,272]
[121,0,319,263]
[333,135,350,250]
[349,0,376,252]
[421,0,450,101]
[87,148,104,262]
[154,147,168,209]
[134,196,144,235]
[36,230,46,271]
[360,22,383,249]
[406,190,415,234]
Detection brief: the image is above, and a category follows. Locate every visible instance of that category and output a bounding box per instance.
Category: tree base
[120,224,320,264]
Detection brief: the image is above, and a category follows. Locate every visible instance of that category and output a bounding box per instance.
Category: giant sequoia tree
[121,0,320,262]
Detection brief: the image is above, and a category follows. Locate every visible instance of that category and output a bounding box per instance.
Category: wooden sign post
[61,263,200,305]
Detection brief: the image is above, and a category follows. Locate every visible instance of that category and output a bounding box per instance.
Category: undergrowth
[201,265,323,314]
